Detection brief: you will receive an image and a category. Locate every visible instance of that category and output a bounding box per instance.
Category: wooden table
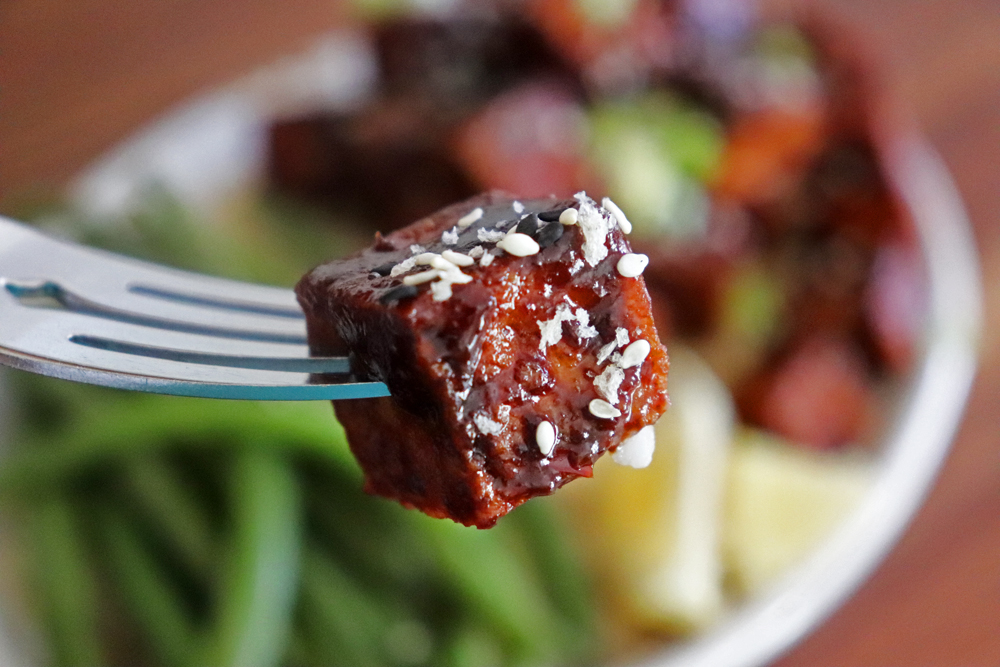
[2,1,998,664]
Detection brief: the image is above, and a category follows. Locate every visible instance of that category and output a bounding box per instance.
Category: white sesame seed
[588,399,622,420]
[457,207,483,228]
[480,252,495,267]
[616,253,649,277]
[559,208,579,225]
[429,256,459,271]
[620,339,651,368]
[403,269,439,286]
[430,280,453,301]
[414,252,439,265]
[513,200,524,214]
[442,270,473,284]
[602,197,632,234]
[536,421,556,456]
[441,227,459,245]
[441,249,474,267]
[498,233,540,257]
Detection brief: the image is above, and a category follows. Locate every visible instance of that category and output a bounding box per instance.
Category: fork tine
[0,216,389,401]
[5,279,307,344]
[0,291,388,400]
[0,344,389,400]
[1,216,307,339]
[126,283,302,319]
[68,335,350,373]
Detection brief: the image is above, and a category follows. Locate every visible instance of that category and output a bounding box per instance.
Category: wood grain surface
[2,1,998,664]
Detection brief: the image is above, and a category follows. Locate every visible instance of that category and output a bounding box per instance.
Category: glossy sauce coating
[296,191,669,527]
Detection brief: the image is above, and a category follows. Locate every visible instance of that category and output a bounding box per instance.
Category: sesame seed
[379,284,419,304]
[536,421,556,456]
[535,221,564,248]
[442,270,473,284]
[430,256,459,271]
[441,249,475,267]
[372,261,396,276]
[403,269,440,286]
[457,207,483,228]
[620,339,651,368]
[515,214,539,237]
[414,252,438,265]
[513,200,525,214]
[538,208,566,222]
[616,253,649,277]
[498,233,540,257]
[430,280,454,301]
[601,197,632,234]
[588,399,622,420]
[559,208,579,225]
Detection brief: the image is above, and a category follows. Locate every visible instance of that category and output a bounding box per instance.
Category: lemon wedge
[722,429,872,595]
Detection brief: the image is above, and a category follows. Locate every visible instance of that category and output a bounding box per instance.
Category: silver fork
[0,215,389,401]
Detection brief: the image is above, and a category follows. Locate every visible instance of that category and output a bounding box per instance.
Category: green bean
[122,456,217,577]
[0,398,359,496]
[438,623,505,667]
[200,449,301,667]
[304,477,590,665]
[296,545,417,667]
[504,500,599,662]
[417,515,565,665]
[302,481,438,598]
[283,630,319,667]
[96,504,197,667]
[29,494,105,667]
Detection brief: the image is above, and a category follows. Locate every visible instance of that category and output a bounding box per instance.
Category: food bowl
[7,4,983,666]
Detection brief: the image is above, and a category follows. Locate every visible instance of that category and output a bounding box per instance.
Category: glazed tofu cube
[296,191,669,527]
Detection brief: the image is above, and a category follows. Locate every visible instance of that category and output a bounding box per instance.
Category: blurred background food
[0,0,997,666]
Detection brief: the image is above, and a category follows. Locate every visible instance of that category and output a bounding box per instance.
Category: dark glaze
[296,191,669,527]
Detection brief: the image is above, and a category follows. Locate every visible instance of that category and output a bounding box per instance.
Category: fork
[0,215,389,401]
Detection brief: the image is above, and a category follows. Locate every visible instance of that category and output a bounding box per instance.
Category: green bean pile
[0,194,599,667]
